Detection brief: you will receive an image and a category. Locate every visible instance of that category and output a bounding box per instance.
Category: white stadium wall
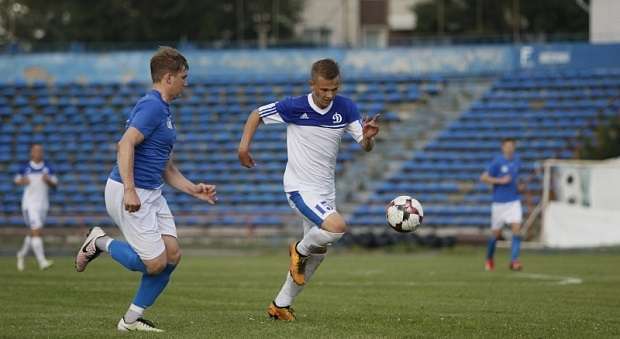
[590,0,620,43]
[542,159,620,248]
[542,203,620,248]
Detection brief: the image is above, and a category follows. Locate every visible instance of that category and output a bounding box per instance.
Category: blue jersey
[109,90,176,189]
[487,154,521,203]
[263,94,362,128]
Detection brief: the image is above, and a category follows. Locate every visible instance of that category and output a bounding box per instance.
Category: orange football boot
[268,302,296,321]
[289,242,307,285]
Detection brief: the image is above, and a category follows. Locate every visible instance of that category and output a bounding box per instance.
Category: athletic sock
[511,235,522,261]
[486,237,497,260]
[124,304,144,324]
[17,236,31,257]
[274,253,326,307]
[296,227,343,256]
[132,264,177,309]
[31,236,48,266]
[108,240,147,273]
[95,236,113,252]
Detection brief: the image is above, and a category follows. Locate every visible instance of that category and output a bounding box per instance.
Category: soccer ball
[386,195,423,233]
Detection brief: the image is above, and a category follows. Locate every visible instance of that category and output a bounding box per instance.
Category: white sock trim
[129,304,144,314]
[31,236,47,264]
[274,253,327,307]
[17,236,32,257]
[297,227,343,256]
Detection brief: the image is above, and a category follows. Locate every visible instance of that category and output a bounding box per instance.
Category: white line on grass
[517,273,583,285]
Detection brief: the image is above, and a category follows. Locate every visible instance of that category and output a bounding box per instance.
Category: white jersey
[14,161,58,210]
[258,94,363,197]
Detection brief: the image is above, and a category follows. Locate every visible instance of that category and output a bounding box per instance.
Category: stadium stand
[0,75,439,229]
[2,69,618,230]
[351,69,620,229]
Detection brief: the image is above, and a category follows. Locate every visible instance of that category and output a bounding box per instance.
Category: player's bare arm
[361,113,381,152]
[163,156,217,204]
[238,110,263,168]
[480,171,511,185]
[117,127,144,212]
[42,174,57,188]
[14,176,30,186]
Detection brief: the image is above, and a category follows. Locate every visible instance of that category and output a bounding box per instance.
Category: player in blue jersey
[480,138,524,271]
[14,144,57,271]
[239,59,380,320]
[74,47,217,332]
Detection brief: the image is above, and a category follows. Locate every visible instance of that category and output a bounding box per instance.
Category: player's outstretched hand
[123,188,141,213]
[238,148,256,168]
[362,113,381,139]
[191,183,217,204]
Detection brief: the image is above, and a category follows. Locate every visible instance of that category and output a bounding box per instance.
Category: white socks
[95,236,113,252]
[296,227,343,256]
[124,304,144,324]
[274,225,343,307]
[17,236,31,257]
[274,253,326,307]
[30,236,49,267]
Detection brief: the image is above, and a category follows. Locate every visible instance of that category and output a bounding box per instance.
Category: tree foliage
[1,0,302,45]
[579,113,620,160]
[412,0,588,38]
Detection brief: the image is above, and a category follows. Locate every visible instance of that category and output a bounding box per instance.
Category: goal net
[538,158,620,248]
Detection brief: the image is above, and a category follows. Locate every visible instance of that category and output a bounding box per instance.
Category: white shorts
[286,191,337,228]
[491,200,523,230]
[105,179,177,260]
[22,206,48,230]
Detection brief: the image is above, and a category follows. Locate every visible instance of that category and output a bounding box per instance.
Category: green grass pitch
[1,247,619,338]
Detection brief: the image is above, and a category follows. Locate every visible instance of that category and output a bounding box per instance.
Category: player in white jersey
[14,144,58,271]
[238,59,380,320]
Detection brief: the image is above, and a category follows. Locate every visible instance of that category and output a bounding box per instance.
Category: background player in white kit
[14,144,57,271]
[238,59,380,320]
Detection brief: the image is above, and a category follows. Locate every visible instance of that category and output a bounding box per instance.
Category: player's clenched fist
[238,148,256,168]
[123,187,141,212]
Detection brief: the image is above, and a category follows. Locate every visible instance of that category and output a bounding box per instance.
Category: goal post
[536,158,620,248]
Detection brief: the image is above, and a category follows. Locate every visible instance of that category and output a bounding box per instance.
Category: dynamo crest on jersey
[332,113,342,124]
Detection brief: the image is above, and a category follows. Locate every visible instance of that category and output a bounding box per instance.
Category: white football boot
[117,317,164,332]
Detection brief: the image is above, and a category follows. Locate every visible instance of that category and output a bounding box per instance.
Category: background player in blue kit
[480,138,524,271]
[14,144,58,271]
[238,59,380,320]
[74,47,217,332]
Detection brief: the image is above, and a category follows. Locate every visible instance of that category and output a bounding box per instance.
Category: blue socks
[108,240,177,309]
[486,237,497,260]
[108,240,147,274]
[511,235,522,262]
[486,235,522,262]
[133,264,177,308]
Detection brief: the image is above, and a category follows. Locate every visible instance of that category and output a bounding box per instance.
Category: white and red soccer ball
[386,195,423,233]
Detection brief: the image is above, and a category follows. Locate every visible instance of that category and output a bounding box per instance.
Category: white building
[295,0,422,47]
